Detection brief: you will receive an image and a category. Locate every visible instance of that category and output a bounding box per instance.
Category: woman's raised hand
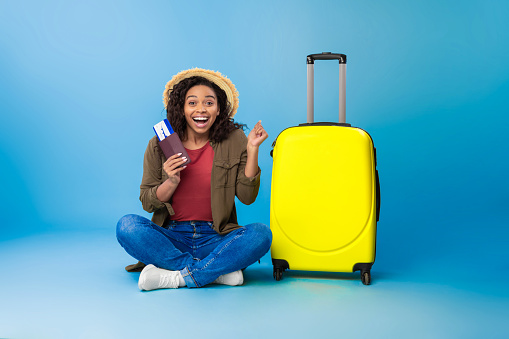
[247,120,268,149]
[163,153,187,185]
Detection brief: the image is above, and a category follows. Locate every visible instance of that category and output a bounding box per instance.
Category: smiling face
[183,84,220,140]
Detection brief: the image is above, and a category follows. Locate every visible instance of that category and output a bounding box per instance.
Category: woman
[116,68,272,291]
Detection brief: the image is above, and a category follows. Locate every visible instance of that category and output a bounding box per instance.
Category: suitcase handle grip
[307,52,347,124]
[298,122,351,127]
[307,52,346,64]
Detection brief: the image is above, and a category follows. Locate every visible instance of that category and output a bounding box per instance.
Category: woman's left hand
[247,120,268,149]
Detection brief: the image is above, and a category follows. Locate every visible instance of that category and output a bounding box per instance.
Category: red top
[170,142,214,221]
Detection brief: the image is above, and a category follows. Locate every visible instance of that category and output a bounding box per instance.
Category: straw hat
[163,68,239,117]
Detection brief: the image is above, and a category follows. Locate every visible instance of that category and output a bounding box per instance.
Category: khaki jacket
[140,128,261,235]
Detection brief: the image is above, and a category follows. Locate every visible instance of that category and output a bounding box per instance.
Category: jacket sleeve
[235,131,261,205]
[139,137,171,213]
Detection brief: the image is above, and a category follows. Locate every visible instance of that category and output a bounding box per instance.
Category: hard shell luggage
[269,52,380,285]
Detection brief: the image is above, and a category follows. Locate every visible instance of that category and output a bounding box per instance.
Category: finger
[165,156,188,170]
[167,164,186,177]
[168,164,187,176]
[258,129,268,140]
[164,153,183,165]
[170,152,183,160]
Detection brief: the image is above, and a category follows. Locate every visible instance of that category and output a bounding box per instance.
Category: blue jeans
[116,214,272,288]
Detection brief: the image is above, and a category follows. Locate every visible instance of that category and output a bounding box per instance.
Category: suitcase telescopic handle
[307,52,347,124]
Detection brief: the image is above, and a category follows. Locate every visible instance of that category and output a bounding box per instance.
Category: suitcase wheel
[361,271,371,285]
[274,267,284,281]
[272,259,289,281]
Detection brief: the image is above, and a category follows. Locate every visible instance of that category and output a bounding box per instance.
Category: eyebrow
[186,95,216,100]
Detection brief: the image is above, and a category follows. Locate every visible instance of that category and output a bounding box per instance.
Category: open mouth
[192,116,209,127]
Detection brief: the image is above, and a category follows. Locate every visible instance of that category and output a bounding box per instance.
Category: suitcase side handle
[306,52,347,124]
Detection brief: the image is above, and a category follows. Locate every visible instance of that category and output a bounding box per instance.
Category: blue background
[1,1,508,338]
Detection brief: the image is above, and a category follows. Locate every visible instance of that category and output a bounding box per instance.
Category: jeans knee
[247,223,272,252]
[260,224,273,250]
[116,214,141,241]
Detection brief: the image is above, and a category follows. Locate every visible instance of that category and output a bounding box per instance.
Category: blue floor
[1,228,508,339]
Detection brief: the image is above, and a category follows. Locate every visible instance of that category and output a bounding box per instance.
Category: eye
[188,101,196,106]
[206,101,215,106]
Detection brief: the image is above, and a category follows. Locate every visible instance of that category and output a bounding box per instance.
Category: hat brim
[163,68,239,118]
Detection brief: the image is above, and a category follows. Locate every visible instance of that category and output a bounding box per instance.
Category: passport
[153,119,191,167]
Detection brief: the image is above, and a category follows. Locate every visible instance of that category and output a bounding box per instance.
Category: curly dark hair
[165,76,245,143]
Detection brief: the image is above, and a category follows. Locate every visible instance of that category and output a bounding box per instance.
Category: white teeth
[193,117,208,121]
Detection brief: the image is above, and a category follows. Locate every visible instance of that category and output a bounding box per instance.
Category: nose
[197,103,206,112]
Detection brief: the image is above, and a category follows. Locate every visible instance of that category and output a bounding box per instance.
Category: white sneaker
[213,270,244,286]
[138,264,180,291]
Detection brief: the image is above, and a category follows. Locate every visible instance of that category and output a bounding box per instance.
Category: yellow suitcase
[270,53,380,285]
